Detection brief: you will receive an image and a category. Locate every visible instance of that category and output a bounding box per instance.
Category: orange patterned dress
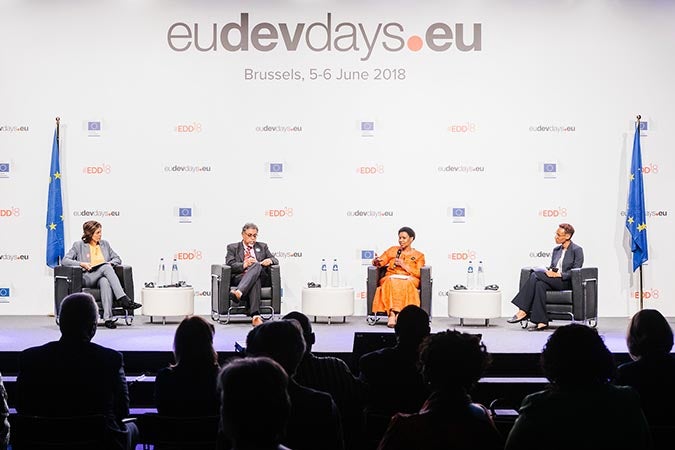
[372,246,426,313]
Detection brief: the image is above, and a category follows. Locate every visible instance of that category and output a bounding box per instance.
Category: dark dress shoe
[528,324,550,332]
[104,320,117,329]
[507,314,529,324]
[118,296,142,310]
[229,290,240,304]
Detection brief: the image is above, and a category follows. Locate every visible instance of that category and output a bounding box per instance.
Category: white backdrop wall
[1,0,674,317]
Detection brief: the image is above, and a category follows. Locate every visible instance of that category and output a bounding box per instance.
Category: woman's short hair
[558,223,575,237]
[419,330,490,391]
[398,226,416,240]
[81,220,102,243]
[173,316,218,368]
[627,309,674,358]
[219,356,290,446]
[541,324,615,387]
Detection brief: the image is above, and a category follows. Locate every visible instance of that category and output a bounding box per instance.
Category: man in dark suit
[226,222,279,325]
[284,311,364,450]
[15,292,137,450]
[508,223,584,331]
[359,305,430,446]
[246,320,344,450]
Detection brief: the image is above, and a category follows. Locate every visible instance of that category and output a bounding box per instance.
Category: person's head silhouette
[282,311,315,354]
[627,309,674,359]
[541,323,615,387]
[419,330,490,393]
[58,293,98,342]
[246,320,306,376]
[173,316,218,368]
[219,356,290,449]
[394,305,430,349]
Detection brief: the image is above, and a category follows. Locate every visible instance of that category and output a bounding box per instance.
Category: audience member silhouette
[283,311,364,450]
[615,309,675,432]
[246,320,344,450]
[155,315,220,416]
[378,330,503,450]
[358,305,430,449]
[505,323,652,450]
[219,357,291,450]
[0,372,8,450]
[359,305,430,416]
[15,292,138,450]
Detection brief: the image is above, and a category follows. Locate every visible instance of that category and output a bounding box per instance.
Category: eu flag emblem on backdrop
[46,128,64,268]
[626,123,648,271]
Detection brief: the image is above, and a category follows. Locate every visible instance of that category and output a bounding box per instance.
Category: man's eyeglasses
[244,232,258,238]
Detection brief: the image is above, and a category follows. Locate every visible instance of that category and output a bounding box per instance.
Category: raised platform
[0,314,639,353]
[0,314,641,375]
[0,315,658,413]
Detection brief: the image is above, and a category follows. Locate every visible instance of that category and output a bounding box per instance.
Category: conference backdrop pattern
[1,1,673,317]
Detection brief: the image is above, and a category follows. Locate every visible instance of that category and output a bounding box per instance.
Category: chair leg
[260,306,274,321]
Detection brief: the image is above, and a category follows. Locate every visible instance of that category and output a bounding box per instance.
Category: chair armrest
[366,266,380,307]
[113,265,134,301]
[270,264,281,312]
[54,265,84,316]
[419,266,433,316]
[519,268,535,290]
[570,267,598,319]
[211,264,232,315]
[55,265,84,287]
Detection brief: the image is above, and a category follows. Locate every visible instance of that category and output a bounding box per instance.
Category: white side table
[447,289,502,326]
[301,287,355,324]
[142,287,195,325]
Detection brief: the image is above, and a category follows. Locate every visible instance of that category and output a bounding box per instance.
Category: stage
[0,314,642,354]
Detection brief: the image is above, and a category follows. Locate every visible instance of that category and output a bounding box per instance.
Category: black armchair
[518,267,598,327]
[366,265,433,325]
[210,264,281,324]
[54,264,135,326]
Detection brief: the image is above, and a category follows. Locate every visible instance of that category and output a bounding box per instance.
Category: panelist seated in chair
[371,226,426,328]
[226,222,279,326]
[508,223,583,331]
[62,220,141,329]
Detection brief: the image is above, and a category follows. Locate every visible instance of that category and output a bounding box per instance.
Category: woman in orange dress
[372,226,426,327]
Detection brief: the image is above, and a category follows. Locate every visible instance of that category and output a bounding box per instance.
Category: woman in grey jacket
[62,220,141,328]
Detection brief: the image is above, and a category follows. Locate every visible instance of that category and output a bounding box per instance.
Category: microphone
[394,248,402,266]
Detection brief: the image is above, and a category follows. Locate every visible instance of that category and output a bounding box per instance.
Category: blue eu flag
[46,128,64,268]
[626,123,648,271]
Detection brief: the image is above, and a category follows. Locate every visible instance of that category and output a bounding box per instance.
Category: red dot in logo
[407,35,423,51]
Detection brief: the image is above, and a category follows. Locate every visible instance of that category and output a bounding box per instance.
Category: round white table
[301,287,355,324]
[142,287,195,324]
[447,289,502,326]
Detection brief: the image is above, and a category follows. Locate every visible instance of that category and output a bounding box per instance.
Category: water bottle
[477,260,485,289]
[319,258,328,287]
[171,258,179,285]
[157,258,166,287]
[466,260,476,290]
[330,258,340,287]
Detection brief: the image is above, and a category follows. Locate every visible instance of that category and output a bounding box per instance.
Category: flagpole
[55,116,61,266]
[636,114,644,311]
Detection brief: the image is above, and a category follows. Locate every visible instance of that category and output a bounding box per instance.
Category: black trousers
[511,270,570,324]
[231,262,270,316]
